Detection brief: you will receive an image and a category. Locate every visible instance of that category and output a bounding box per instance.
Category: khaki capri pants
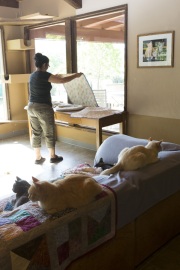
[27,102,55,148]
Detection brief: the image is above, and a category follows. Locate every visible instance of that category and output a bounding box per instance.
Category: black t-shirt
[29,71,52,106]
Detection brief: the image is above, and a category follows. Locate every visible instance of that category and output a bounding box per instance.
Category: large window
[29,22,68,103]
[26,5,127,132]
[76,9,126,111]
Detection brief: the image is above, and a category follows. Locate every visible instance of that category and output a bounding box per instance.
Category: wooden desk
[55,110,127,149]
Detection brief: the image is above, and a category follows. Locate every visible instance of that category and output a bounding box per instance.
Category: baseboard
[57,135,96,151]
[0,129,28,140]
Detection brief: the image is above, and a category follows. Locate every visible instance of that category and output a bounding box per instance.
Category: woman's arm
[48,72,83,84]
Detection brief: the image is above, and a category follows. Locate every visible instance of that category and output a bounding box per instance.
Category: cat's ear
[148,137,152,141]
[32,176,40,185]
[16,176,21,181]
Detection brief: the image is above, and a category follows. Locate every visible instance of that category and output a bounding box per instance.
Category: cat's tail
[100,163,123,175]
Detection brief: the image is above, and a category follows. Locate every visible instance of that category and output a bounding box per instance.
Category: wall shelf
[1,74,30,83]
[7,39,35,50]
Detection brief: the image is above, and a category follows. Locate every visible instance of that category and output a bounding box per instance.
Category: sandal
[35,157,46,164]
[50,155,63,163]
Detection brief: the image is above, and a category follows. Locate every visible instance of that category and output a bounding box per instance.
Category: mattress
[63,74,98,107]
[93,134,180,228]
[0,186,115,270]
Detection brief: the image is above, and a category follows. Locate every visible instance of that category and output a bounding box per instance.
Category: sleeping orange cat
[28,174,103,214]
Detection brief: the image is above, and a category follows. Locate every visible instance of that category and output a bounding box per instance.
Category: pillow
[94,134,148,166]
[161,142,180,151]
[94,134,180,166]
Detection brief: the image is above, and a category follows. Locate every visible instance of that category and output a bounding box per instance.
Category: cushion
[94,134,180,166]
[161,142,180,151]
[94,134,148,166]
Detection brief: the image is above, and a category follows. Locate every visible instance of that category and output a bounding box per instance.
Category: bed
[67,134,180,269]
[0,134,180,270]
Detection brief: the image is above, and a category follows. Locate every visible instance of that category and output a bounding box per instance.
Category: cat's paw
[100,169,110,175]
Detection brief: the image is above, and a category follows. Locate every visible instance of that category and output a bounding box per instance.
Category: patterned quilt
[0,186,116,270]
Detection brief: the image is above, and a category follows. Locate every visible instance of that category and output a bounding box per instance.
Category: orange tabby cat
[101,138,162,175]
[28,174,103,214]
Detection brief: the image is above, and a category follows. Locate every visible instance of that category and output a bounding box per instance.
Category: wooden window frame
[24,4,128,111]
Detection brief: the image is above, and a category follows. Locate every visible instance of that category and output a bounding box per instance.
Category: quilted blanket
[0,186,116,270]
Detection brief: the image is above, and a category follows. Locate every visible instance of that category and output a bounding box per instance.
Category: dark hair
[34,53,49,68]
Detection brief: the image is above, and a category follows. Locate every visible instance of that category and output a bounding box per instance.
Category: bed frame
[67,190,180,270]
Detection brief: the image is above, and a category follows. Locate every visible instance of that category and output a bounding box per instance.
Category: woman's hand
[76,72,83,78]
[74,72,83,78]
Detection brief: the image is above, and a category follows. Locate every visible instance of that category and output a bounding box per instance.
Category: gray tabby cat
[11,176,30,208]
[101,138,162,175]
[28,174,103,214]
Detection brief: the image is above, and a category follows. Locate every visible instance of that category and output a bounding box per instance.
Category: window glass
[35,37,67,103]
[76,9,126,131]
[30,22,68,104]
[77,41,124,109]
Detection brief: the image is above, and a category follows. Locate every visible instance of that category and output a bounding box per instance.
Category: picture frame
[137,31,175,67]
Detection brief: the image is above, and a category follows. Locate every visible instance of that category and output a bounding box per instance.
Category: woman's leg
[39,105,63,162]
[27,104,45,163]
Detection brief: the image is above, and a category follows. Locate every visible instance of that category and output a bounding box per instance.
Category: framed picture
[137,31,174,67]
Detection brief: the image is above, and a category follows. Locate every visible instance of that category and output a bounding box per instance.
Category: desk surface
[55,106,124,119]
[55,108,126,127]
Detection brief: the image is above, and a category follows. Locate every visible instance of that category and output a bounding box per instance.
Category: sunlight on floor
[0,141,44,198]
[0,135,96,200]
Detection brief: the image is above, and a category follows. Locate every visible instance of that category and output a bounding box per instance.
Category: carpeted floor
[0,134,179,270]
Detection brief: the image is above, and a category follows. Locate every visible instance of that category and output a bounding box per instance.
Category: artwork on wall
[0,0,18,8]
[137,31,174,67]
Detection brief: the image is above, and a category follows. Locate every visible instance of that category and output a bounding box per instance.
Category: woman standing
[27,53,82,164]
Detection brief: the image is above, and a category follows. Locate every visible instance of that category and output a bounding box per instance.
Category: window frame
[25,4,128,112]
[0,26,10,121]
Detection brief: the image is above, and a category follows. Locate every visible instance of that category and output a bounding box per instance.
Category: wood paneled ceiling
[77,12,124,32]
[76,10,125,43]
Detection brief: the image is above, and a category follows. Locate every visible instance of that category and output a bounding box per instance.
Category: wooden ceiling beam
[77,27,124,43]
[87,16,123,28]
[0,0,18,8]
[105,23,124,31]
[78,15,124,28]
[64,0,82,9]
